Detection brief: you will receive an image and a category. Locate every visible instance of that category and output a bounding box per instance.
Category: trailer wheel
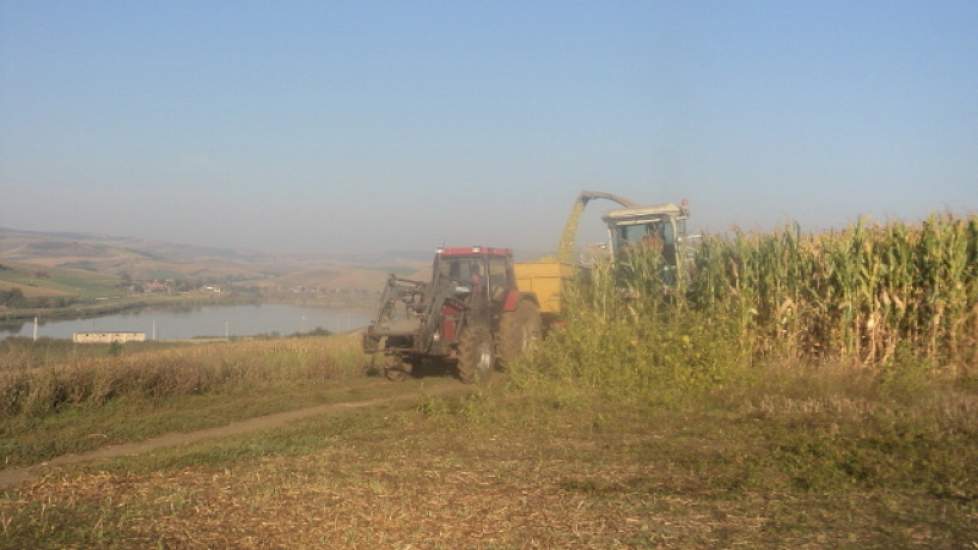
[457,324,494,384]
[497,300,542,368]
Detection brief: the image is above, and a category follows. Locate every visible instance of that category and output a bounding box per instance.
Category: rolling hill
[0,227,426,308]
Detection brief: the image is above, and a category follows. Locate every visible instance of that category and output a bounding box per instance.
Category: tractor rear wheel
[497,300,542,367]
[456,324,494,384]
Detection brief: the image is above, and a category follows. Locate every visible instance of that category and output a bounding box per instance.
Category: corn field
[587,214,978,369]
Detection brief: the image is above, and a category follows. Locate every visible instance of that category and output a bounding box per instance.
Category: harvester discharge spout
[556,190,639,264]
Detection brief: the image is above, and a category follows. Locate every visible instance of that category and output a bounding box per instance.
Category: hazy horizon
[2,2,976,255]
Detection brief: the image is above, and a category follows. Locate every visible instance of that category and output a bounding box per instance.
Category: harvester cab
[602,200,691,271]
[554,191,691,267]
[512,192,693,321]
[363,247,542,383]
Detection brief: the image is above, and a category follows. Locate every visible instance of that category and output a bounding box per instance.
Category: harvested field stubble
[2,384,976,548]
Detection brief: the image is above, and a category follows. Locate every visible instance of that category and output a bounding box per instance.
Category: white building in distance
[72,332,146,344]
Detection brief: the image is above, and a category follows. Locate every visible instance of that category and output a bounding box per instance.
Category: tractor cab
[431,247,515,304]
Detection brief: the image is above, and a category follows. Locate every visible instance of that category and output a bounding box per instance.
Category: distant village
[257,284,379,308]
[124,278,225,295]
[1,259,383,316]
[123,275,378,308]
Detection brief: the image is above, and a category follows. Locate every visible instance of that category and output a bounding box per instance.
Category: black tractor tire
[497,300,543,368]
[456,323,495,384]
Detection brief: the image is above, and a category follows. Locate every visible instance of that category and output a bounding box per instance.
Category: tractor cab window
[438,258,464,280]
[488,256,510,300]
[438,258,486,289]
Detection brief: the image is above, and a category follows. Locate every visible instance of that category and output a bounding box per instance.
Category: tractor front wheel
[456,324,494,384]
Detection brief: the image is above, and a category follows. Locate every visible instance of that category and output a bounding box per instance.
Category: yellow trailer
[514,261,576,318]
[511,191,632,320]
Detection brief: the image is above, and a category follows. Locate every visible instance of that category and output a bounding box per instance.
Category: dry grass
[0,333,374,468]
[1,370,976,548]
[0,338,189,371]
[0,447,741,548]
[0,335,365,419]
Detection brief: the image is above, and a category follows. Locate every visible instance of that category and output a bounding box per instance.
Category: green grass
[90,395,415,475]
[0,266,123,300]
[0,376,419,467]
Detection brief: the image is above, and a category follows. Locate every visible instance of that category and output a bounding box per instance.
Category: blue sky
[1,1,976,254]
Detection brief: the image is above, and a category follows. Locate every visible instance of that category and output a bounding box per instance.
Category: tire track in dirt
[0,379,469,490]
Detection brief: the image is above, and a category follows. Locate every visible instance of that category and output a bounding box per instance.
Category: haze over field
[1,1,976,254]
[2,4,978,546]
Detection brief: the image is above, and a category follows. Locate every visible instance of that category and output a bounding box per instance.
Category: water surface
[2,303,372,340]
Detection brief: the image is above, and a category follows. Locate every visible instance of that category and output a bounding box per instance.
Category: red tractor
[362,247,542,383]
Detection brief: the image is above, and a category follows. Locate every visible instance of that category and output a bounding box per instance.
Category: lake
[1,303,374,341]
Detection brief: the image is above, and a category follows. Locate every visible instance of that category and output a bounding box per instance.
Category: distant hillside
[0,227,257,262]
[0,227,427,302]
[0,227,279,282]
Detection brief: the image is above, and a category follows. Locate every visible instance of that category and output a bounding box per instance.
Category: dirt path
[0,380,468,490]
